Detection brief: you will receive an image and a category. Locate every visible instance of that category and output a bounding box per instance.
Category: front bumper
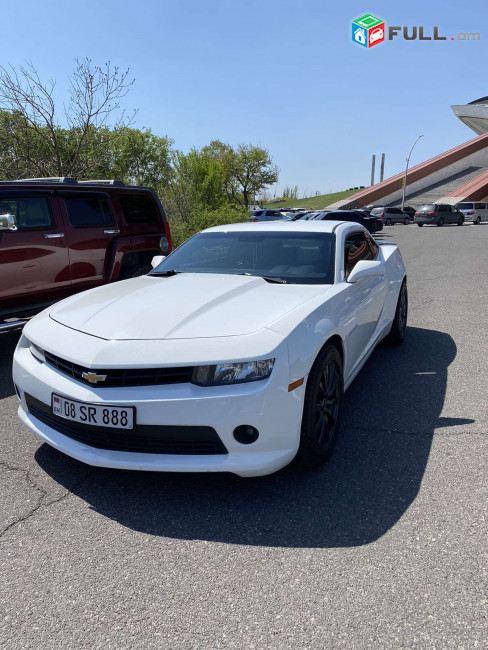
[13,340,305,477]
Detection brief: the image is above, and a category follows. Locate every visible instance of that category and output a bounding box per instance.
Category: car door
[0,192,71,310]
[436,204,448,223]
[482,203,488,222]
[475,202,488,222]
[449,205,459,224]
[58,192,114,290]
[449,205,461,223]
[342,231,387,377]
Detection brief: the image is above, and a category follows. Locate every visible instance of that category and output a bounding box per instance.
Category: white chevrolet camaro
[13,221,407,477]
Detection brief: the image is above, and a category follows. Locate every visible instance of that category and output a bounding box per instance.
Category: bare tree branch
[0,58,136,178]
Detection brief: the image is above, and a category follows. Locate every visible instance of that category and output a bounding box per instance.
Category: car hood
[49,273,330,340]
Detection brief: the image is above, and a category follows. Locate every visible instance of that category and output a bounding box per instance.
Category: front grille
[25,394,228,455]
[44,351,193,388]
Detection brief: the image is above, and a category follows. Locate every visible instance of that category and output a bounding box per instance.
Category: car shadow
[35,326,470,548]
[0,332,20,399]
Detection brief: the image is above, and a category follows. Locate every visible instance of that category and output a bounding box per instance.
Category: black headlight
[191,359,275,386]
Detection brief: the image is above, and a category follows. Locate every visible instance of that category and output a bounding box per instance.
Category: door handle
[43,233,64,239]
[104,229,120,234]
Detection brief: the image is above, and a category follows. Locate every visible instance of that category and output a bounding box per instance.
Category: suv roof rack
[12,177,78,184]
[77,179,126,186]
[0,177,126,186]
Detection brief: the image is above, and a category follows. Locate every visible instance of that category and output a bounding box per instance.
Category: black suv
[316,210,379,234]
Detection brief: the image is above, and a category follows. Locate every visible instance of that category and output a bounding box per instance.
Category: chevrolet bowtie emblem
[82,371,107,384]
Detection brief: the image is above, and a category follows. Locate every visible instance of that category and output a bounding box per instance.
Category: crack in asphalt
[0,461,96,539]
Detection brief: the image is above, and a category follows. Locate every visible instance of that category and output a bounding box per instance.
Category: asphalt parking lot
[1,222,487,649]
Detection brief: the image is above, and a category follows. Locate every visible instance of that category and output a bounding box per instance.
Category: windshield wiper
[236,272,288,284]
[261,276,288,284]
[150,269,181,277]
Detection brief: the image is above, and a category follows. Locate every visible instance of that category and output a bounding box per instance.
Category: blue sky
[3,0,487,196]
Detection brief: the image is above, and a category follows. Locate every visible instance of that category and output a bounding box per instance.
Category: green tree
[162,148,228,222]
[202,141,279,209]
[109,128,173,187]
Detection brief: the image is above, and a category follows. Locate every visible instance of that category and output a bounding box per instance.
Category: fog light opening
[14,384,21,401]
[233,425,259,445]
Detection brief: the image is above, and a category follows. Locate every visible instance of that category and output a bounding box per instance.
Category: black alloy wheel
[385,217,392,225]
[296,344,343,468]
[404,218,409,225]
[385,279,408,345]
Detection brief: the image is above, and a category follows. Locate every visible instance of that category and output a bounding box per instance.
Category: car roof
[204,221,354,235]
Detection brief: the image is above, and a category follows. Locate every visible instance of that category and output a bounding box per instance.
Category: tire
[457,217,464,226]
[295,344,343,468]
[437,217,444,227]
[385,280,408,345]
[385,218,392,226]
[475,217,481,224]
[404,218,409,225]
[417,223,424,227]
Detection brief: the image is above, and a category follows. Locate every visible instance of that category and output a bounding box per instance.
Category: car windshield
[457,203,473,210]
[151,231,336,285]
[370,208,384,215]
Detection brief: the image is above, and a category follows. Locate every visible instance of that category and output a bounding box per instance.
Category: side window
[64,195,113,227]
[344,232,374,278]
[438,205,448,212]
[365,233,378,258]
[119,194,158,224]
[0,197,53,230]
[475,203,484,209]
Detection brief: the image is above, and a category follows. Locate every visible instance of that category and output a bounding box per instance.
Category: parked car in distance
[456,201,488,224]
[249,209,284,222]
[296,211,321,220]
[0,177,170,334]
[14,220,407,477]
[316,210,378,234]
[355,209,383,232]
[402,206,416,221]
[281,211,308,221]
[415,204,465,227]
[370,207,410,226]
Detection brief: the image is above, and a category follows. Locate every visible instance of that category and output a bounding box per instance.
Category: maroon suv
[0,177,171,333]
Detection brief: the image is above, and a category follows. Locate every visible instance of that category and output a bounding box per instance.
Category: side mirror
[151,255,166,269]
[0,214,17,231]
[347,260,385,283]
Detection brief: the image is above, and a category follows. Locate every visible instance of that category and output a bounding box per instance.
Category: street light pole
[401,135,423,211]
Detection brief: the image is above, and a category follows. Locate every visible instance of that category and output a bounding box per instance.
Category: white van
[456,202,488,224]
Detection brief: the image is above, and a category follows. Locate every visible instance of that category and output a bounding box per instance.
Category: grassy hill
[264,188,363,210]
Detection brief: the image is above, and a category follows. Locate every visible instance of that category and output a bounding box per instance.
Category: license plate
[51,394,134,430]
